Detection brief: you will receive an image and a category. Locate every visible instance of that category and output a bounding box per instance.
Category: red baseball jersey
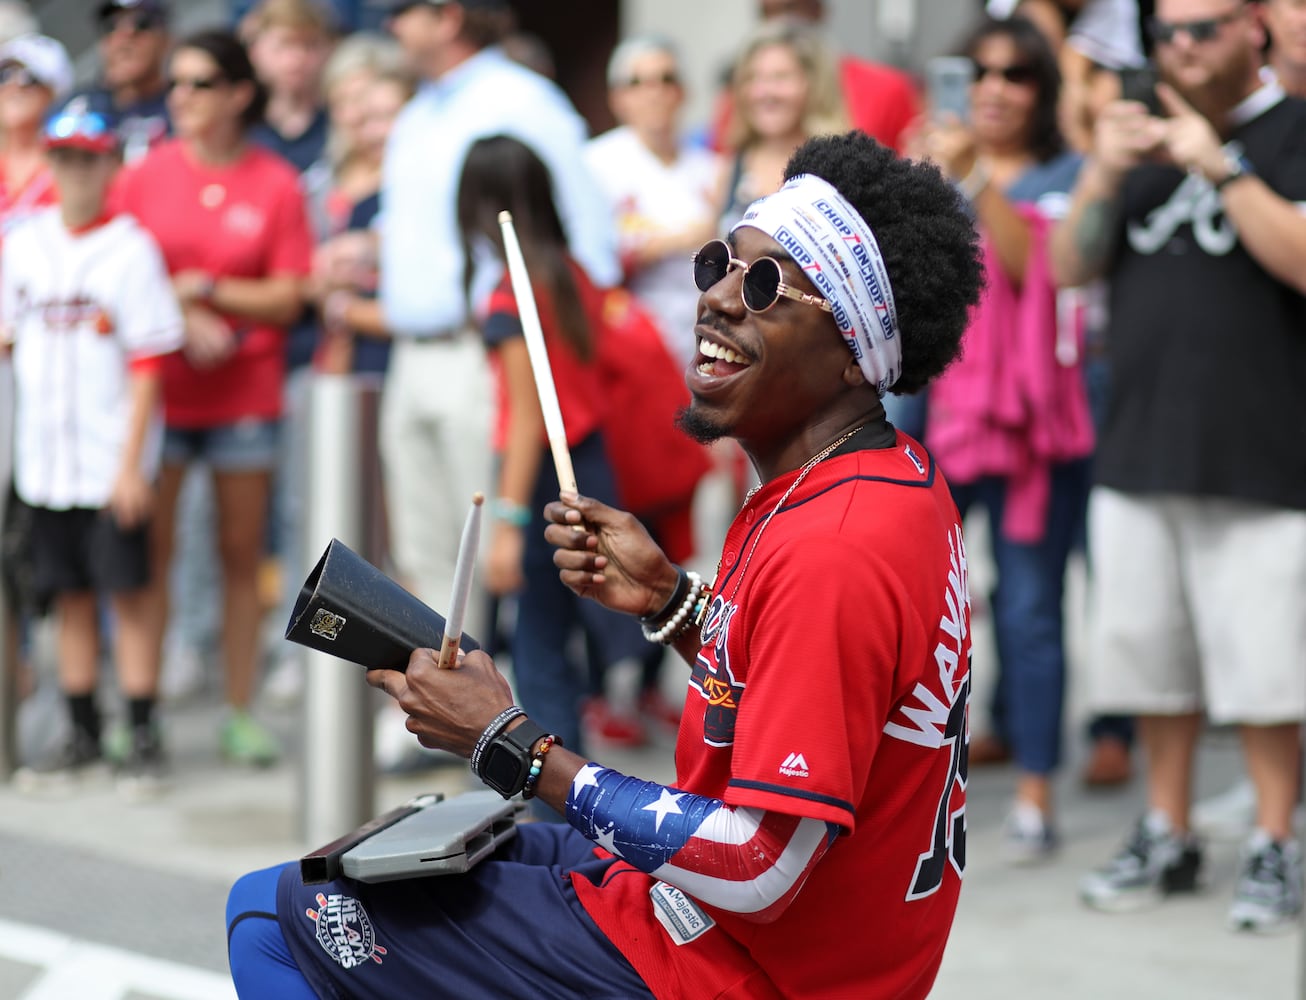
[481,260,608,452]
[573,432,971,999]
[114,139,312,427]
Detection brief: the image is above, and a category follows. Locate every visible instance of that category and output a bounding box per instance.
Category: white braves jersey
[2,208,183,509]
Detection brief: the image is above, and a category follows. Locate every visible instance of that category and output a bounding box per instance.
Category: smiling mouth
[696,338,753,378]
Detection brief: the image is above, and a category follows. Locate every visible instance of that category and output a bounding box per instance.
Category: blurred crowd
[0,0,1302,940]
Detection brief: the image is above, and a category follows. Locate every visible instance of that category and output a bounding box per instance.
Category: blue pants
[951,459,1090,776]
[227,823,652,999]
[515,434,644,763]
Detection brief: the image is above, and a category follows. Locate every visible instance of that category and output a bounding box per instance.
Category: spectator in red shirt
[116,29,312,768]
[0,34,71,236]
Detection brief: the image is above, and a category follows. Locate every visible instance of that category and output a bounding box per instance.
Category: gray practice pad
[341,791,526,883]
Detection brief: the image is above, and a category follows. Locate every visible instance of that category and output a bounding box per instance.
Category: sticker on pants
[649,881,715,946]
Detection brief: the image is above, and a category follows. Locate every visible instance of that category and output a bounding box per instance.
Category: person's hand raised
[1091,98,1168,182]
[909,113,978,182]
[1155,83,1226,181]
[543,492,679,618]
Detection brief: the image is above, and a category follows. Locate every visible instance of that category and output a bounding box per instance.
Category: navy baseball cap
[96,0,169,25]
[388,0,509,14]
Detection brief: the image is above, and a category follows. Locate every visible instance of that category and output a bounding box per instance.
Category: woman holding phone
[913,14,1095,865]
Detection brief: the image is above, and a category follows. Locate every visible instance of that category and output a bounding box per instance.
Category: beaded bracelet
[639,567,690,627]
[642,570,710,645]
[470,705,525,775]
[521,734,558,800]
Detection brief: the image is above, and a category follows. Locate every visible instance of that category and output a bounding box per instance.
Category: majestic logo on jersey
[690,595,745,746]
[1126,154,1241,258]
[304,892,388,970]
[882,525,971,900]
[778,751,810,777]
[649,881,716,946]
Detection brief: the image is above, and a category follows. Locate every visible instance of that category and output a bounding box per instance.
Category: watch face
[483,743,523,794]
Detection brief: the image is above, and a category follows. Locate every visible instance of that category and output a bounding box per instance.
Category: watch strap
[477,718,551,798]
[1214,153,1254,191]
[498,718,550,758]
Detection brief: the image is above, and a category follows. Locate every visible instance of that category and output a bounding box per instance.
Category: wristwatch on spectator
[1214,151,1255,192]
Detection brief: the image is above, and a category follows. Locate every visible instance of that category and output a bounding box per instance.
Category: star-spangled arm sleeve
[565,763,839,923]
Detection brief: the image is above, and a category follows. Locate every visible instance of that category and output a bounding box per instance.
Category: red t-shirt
[481,261,607,452]
[0,160,56,239]
[573,433,971,999]
[115,139,312,426]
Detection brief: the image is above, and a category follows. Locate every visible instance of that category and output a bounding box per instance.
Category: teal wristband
[491,498,531,527]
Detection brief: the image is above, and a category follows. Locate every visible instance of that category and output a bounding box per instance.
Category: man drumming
[227,130,983,1000]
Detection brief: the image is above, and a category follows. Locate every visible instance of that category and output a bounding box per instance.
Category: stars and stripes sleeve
[566,763,839,923]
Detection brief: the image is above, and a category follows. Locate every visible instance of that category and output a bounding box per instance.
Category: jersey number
[907,672,968,900]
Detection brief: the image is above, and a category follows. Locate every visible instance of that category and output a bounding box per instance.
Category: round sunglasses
[692,239,832,314]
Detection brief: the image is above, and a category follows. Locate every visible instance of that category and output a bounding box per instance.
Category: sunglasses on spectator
[99,11,164,36]
[166,75,226,94]
[972,61,1038,86]
[0,65,41,88]
[1147,8,1243,45]
[692,239,832,314]
[624,71,680,89]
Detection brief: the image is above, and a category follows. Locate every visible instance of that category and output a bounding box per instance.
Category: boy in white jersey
[4,102,183,797]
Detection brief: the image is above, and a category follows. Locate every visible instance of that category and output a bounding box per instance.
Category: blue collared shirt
[378,47,618,338]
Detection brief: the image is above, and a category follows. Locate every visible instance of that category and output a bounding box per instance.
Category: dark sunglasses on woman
[972,61,1038,86]
[0,65,40,88]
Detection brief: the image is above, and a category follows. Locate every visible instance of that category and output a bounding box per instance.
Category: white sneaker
[373,704,459,773]
[1228,830,1304,934]
[1002,801,1057,866]
[1192,779,1256,841]
[160,642,207,704]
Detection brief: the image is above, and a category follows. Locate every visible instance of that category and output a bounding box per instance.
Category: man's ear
[842,355,866,388]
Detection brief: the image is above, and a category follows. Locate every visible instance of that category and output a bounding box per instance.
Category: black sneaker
[115,728,169,802]
[1228,832,1303,934]
[1080,812,1203,912]
[13,733,108,794]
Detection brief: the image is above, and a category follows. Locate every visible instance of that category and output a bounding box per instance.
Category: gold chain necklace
[718,422,868,609]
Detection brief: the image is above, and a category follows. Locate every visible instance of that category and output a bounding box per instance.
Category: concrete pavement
[0,548,1298,999]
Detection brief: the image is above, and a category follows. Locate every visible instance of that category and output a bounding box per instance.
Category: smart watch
[1214,152,1255,192]
[479,718,550,799]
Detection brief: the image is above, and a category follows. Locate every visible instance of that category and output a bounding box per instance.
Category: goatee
[676,405,729,444]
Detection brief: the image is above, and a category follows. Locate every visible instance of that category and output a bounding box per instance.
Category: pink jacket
[926,207,1094,543]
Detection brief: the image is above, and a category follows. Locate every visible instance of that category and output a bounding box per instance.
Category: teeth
[699,340,749,365]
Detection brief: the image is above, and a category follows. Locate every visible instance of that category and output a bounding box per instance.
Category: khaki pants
[380,333,493,639]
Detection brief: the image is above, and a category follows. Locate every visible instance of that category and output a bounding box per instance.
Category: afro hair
[785,131,983,395]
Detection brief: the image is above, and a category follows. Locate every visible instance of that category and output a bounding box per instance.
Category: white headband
[733,173,902,394]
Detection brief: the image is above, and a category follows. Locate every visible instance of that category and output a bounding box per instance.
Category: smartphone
[925,56,974,124]
[1118,65,1161,116]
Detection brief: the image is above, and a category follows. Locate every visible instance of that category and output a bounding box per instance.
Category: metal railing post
[0,371,15,780]
[298,374,377,844]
